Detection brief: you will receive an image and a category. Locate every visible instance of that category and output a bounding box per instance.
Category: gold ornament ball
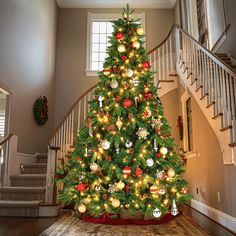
[112,198,120,208]
[137,28,144,35]
[167,168,176,178]
[110,80,119,89]
[160,146,168,155]
[78,204,86,213]
[117,181,125,190]
[133,41,140,49]
[118,44,126,53]
[101,140,111,150]
[90,162,99,171]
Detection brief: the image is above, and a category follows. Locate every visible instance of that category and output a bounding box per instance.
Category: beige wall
[0,0,58,153]
[176,80,236,217]
[54,8,175,125]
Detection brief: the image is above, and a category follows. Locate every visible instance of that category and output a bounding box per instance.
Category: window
[186,97,193,152]
[86,13,145,77]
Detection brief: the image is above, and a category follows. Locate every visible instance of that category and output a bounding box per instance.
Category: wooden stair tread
[0,187,45,192]
[0,200,42,207]
[212,113,223,119]
[220,126,232,132]
[23,163,47,167]
[10,174,46,179]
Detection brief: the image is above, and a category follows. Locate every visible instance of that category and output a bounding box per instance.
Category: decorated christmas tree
[58,6,191,221]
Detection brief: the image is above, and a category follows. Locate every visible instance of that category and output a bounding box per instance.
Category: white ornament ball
[110,80,118,89]
[116,181,125,190]
[145,108,152,118]
[101,140,111,150]
[78,204,86,213]
[158,188,166,195]
[167,168,176,178]
[153,208,162,218]
[90,162,98,172]
[146,158,154,167]
[112,198,120,208]
[125,140,133,148]
[118,44,126,53]
[133,77,140,87]
[160,146,168,155]
[126,68,134,77]
[137,28,144,35]
[133,41,140,49]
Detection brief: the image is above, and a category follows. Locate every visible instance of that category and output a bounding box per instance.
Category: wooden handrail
[49,84,97,142]
[0,133,13,146]
[211,24,231,52]
[147,24,236,78]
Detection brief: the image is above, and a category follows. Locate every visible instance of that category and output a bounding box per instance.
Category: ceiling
[57,0,177,9]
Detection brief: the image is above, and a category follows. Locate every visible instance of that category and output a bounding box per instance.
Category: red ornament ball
[142,61,150,69]
[116,95,121,101]
[156,152,162,158]
[77,183,88,192]
[150,185,158,194]
[116,32,123,39]
[123,166,131,175]
[123,98,132,108]
[121,55,127,61]
[135,167,143,178]
[103,68,110,75]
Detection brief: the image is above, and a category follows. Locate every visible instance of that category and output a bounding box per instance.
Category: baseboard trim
[189,199,236,233]
[16,152,34,158]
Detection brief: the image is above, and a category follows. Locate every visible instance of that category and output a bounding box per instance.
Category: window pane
[92,34,99,43]
[99,22,106,33]
[92,62,99,70]
[99,43,106,52]
[99,62,104,70]
[92,22,100,33]
[99,52,106,61]
[92,44,99,52]
[92,53,99,62]
[99,34,107,43]
[107,22,113,33]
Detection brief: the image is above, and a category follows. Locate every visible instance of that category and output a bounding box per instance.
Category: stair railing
[0,133,13,187]
[46,24,236,204]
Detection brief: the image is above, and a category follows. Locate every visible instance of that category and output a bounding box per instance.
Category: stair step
[0,187,45,201]
[0,200,41,217]
[10,174,46,187]
[220,126,232,132]
[21,163,47,174]
[35,153,48,163]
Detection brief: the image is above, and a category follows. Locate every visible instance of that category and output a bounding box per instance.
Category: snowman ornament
[153,208,162,218]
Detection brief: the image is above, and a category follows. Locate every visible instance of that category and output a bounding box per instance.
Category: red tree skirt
[81,211,181,225]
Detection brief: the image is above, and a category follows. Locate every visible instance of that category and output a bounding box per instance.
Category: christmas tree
[58,6,191,220]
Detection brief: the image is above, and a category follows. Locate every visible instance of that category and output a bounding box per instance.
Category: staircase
[0,153,50,217]
[215,53,236,72]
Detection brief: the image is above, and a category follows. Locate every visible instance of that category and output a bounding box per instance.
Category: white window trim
[86,12,146,77]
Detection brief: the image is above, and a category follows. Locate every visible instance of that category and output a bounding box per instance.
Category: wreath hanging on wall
[33,96,48,126]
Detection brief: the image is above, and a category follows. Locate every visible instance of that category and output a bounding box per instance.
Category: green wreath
[33,96,48,126]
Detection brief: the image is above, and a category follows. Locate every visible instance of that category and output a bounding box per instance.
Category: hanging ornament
[150,185,158,194]
[142,61,150,69]
[90,162,98,172]
[101,140,111,150]
[123,166,131,176]
[115,143,120,154]
[123,98,132,108]
[125,184,130,193]
[78,204,86,213]
[116,32,123,39]
[77,183,88,192]
[95,184,101,191]
[132,77,140,87]
[144,108,152,118]
[167,168,176,178]
[154,139,158,152]
[160,146,168,155]
[110,80,119,89]
[103,68,110,75]
[89,123,93,137]
[102,194,108,200]
[135,167,143,178]
[116,181,125,190]
[145,91,152,98]
[171,200,179,216]
[98,96,104,108]
[146,158,154,167]
[158,188,166,195]
[112,65,118,73]
[116,116,123,130]
[125,140,133,148]
[181,187,188,194]
[156,170,167,180]
[151,116,155,129]
[108,184,117,193]
[133,41,140,49]
[118,44,126,53]
[121,55,127,61]
[156,152,162,158]
[153,208,162,218]
[112,198,120,208]
[116,95,121,101]
[137,27,144,35]
[84,145,88,157]
[136,127,149,139]
[126,68,134,77]
[79,172,86,181]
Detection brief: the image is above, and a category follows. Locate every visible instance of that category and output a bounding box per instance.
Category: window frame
[86,12,146,77]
